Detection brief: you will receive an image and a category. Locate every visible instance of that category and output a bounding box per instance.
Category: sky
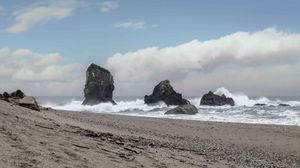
[1,0,300,97]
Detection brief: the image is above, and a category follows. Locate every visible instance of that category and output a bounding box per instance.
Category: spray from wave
[41,88,300,126]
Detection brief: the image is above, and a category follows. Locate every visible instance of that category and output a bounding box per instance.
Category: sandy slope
[0,100,299,168]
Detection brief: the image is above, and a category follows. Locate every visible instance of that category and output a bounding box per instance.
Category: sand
[0,100,299,168]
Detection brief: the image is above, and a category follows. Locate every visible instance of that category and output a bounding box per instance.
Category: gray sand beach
[0,100,299,168]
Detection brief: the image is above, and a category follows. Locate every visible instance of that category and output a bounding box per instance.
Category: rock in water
[165,104,198,115]
[144,80,189,106]
[10,89,25,99]
[82,63,116,105]
[200,91,234,106]
[19,96,40,111]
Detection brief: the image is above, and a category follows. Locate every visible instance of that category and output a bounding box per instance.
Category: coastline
[0,100,299,167]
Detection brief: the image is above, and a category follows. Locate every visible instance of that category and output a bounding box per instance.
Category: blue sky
[1,0,300,96]
[1,0,300,64]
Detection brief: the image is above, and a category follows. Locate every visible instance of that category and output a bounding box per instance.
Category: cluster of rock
[81,63,237,115]
[0,90,40,111]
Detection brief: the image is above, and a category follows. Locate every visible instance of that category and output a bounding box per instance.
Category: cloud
[100,1,118,12]
[114,21,146,29]
[6,0,78,33]
[106,28,300,83]
[0,47,84,96]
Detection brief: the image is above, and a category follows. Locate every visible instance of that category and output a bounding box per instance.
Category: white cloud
[114,21,145,29]
[6,0,78,33]
[106,28,300,96]
[100,1,118,12]
[0,47,84,96]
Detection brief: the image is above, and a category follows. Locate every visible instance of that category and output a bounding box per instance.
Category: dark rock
[144,80,189,106]
[254,103,267,106]
[278,103,290,107]
[200,91,234,106]
[10,89,26,99]
[1,92,10,102]
[82,63,116,105]
[165,104,198,115]
[3,92,10,99]
[19,96,40,111]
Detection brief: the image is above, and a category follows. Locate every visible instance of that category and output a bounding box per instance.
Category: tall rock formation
[82,63,116,105]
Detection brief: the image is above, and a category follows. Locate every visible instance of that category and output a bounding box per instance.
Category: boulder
[144,80,189,106]
[200,91,234,106]
[82,63,116,105]
[10,89,25,99]
[165,104,198,115]
[19,96,40,111]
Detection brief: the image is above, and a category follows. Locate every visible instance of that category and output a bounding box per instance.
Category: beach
[0,100,299,168]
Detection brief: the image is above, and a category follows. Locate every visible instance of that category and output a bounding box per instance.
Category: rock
[254,103,267,106]
[144,80,189,106]
[19,96,40,111]
[278,103,290,107]
[82,63,116,105]
[3,92,10,98]
[1,92,10,102]
[10,89,25,99]
[165,104,198,115]
[8,98,20,105]
[200,91,234,106]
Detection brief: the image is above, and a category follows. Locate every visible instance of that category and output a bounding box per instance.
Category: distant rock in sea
[144,80,189,106]
[82,63,116,105]
[165,104,198,115]
[255,103,266,106]
[200,91,234,106]
[278,103,290,107]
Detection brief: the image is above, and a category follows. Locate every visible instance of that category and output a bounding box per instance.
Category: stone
[200,91,234,106]
[10,89,26,99]
[19,96,40,111]
[82,63,116,105]
[144,80,189,106]
[165,104,198,115]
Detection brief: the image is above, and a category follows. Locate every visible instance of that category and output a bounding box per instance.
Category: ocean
[37,88,300,126]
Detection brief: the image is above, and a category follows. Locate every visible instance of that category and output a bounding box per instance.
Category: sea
[36,88,300,126]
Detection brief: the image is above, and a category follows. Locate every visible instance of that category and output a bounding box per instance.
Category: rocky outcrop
[10,89,25,99]
[0,90,40,111]
[165,104,198,115]
[82,63,116,105]
[200,91,234,106]
[19,97,40,111]
[144,80,189,106]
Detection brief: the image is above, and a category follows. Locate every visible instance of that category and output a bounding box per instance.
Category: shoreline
[1,100,300,167]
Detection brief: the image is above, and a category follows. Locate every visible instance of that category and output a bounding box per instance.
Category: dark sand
[0,100,299,168]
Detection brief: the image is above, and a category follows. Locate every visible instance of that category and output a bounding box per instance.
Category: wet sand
[0,100,299,168]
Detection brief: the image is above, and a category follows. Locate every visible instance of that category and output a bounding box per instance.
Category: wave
[41,88,300,126]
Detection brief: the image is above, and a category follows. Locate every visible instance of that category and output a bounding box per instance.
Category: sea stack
[200,91,234,106]
[82,63,116,105]
[144,80,189,106]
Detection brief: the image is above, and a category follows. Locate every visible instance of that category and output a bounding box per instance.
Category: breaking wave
[41,88,300,126]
